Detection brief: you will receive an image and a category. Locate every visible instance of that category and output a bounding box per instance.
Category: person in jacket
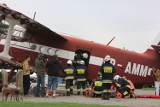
[63,60,75,96]
[45,55,62,97]
[35,53,46,97]
[99,55,116,100]
[76,60,87,95]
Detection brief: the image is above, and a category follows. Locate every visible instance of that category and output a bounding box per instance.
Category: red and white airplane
[0,3,159,88]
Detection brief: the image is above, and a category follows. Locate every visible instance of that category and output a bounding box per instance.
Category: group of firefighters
[63,57,87,96]
[63,54,135,100]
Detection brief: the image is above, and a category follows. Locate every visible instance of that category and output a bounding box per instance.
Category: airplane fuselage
[0,35,159,88]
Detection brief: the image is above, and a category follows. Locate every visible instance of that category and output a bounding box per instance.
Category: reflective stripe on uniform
[65,76,74,80]
[77,78,86,81]
[102,80,112,83]
[123,91,128,95]
[77,89,81,92]
[66,89,70,91]
[103,90,108,93]
[126,85,131,89]
[94,91,102,94]
[103,90,111,93]
[94,81,102,87]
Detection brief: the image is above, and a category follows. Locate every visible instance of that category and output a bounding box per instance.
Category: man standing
[63,60,75,96]
[45,55,62,97]
[76,60,87,95]
[151,67,160,95]
[35,53,46,97]
[99,55,116,100]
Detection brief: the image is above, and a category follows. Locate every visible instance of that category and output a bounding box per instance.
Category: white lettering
[132,63,140,75]
[139,65,148,77]
[147,68,152,75]
[125,62,131,74]
[124,62,151,77]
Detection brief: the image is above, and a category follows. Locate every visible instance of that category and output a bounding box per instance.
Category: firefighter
[99,55,116,100]
[76,60,87,95]
[122,76,136,98]
[92,75,103,97]
[122,76,135,90]
[63,60,75,96]
[73,54,81,68]
[114,75,131,98]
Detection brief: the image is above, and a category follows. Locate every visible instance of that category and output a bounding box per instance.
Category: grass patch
[0,101,125,107]
[142,87,155,90]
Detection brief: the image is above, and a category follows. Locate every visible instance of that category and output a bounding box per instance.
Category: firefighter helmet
[114,75,120,81]
[83,53,88,59]
[104,55,111,62]
[79,60,85,65]
[67,60,72,65]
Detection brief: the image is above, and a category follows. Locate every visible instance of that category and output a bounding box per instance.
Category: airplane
[0,3,159,89]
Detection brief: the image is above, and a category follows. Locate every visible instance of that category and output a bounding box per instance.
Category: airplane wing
[0,3,68,68]
[0,3,67,41]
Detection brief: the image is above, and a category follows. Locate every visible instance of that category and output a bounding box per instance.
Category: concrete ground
[1,87,160,107]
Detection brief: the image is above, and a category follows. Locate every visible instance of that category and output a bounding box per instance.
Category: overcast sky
[1,0,160,53]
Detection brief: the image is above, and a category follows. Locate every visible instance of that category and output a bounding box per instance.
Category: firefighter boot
[102,93,109,100]
[102,93,106,100]
[70,89,73,94]
[124,93,130,98]
[106,92,110,100]
[77,91,80,95]
[66,91,70,96]
[83,91,85,95]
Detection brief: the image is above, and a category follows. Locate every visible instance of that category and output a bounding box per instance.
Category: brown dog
[2,88,23,101]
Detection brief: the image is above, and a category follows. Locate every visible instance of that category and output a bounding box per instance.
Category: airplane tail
[151,33,160,53]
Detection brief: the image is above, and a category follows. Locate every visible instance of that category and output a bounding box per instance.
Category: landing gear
[102,92,110,100]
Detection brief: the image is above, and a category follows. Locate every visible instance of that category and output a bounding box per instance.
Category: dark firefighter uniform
[76,62,87,95]
[73,54,83,68]
[116,77,131,98]
[92,78,103,97]
[63,64,75,96]
[100,57,116,100]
